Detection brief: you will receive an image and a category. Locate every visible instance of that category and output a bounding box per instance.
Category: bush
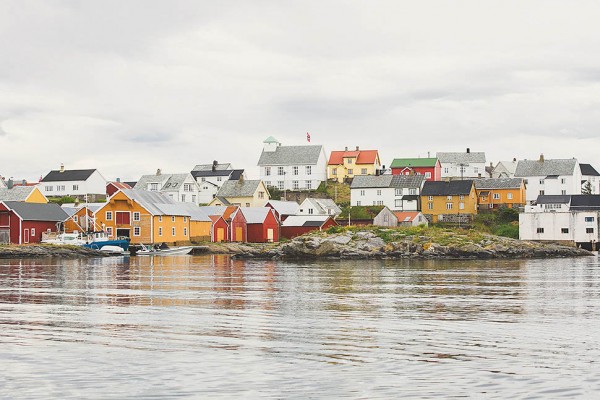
[493,223,519,239]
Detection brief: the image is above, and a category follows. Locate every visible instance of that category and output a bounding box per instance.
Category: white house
[135,171,201,204]
[492,159,518,178]
[257,136,327,191]
[437,149,486,179]
[519,194,600,250]
[191,162,245,204]
[350,175,425,210]
[39,165,107,199]
[297,198,342,217]
[514,156,581,203]
[580,164,600,194]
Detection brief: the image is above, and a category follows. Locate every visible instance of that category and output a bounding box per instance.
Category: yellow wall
[25,187,48,204]
[64,207,95,233]
[421,185,478,223]
[209,182,269,207]
[476,184,526,208]
[328,163,379,183]
[152,215,191,244]
[190,221,212,241]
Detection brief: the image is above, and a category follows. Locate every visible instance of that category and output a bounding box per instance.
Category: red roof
[392,211,420,222]
[328,150,379,165]
[108,181,132,189]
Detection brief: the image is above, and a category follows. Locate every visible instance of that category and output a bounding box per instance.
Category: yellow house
[63,205,98,233]
[421,180,478,223]
[327,147,381,183]
[0,186,48,203]
[474,178,526,210]
[208,179,269,207]
[94,189,194,245]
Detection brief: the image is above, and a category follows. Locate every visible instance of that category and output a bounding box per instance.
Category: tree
[582,181,593,195]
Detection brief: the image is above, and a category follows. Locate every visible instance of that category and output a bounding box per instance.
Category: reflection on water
[1,256,600,398]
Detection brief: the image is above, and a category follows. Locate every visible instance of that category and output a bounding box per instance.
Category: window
[306,166,312,175]
[172,227,176,236]
[106,211,113,221]
[116,212,130,225]
[585,217,595,223]
[305,181,312,190]
[428,196,433,201]
[106,227,113,237]
[377,201,384,205]
[587,228,594,234]
[507,193,513,200]
[395,189,402,196]
[447,195,453,201]
[377,190,382,196]
[73,215,78,222]
[45,186,53,192]
[217,177,222,182]
[444,167,449,174]
[537,228,544,233]
[459,195,464,200]
[258,191,265,199]
[293,166,299,175]
[361,168,367,175]
[446,203,453,210]
[184,228,188,236]
[561,178,566,184]
[493,193,500,200]
[265,167,271,176]
[73,184,79,191]
[278,181,284,190]
[245,203,250,207]
[133,227,141,236]
[278,167,284,175]
[150,183,159,191]
[158,216,162,222]
[360,190,365,196]
[348,169,353,175]
[474,167,479,174]
[384,214,389,223]
[31,228,36,238]
[356,201,361,206]
[201,177,206,182]
[159,227,162,236]
[133,212,140,221]
[410,188,416,195]
[539,179,545,185]
[347,158,353,164]
[428,202,434,210]
[308,208,313,215]
[395,199,402,207]
[561,228,569,234]
[183,217,187,222]
[332,168,337,176]
[292,180,299,190]
[171,216,176,222]
[181,194,186,202]
[539,190,545,195]
[425,172,431,179]
[192,195,196,203]
[459,202,465,210]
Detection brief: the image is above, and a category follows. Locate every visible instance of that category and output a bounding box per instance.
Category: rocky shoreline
[0,244,108,259]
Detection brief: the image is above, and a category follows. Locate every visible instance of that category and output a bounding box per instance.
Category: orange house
[475,178,526,210]
[94,189,193,245]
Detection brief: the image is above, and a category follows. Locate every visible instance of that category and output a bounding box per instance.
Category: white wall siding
[519,211,599,243]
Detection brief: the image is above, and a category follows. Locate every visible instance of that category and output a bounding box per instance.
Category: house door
[267,228,274,242]
[24,229,30,244]
[216,228,225,242]
[235,227,243,242]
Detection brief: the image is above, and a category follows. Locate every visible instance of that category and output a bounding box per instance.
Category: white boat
[41,232,87,246]
[100,245,128,255]
[136,245,194,256]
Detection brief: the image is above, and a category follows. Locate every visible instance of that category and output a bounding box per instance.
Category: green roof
[263,136,279,143]
[390,158,438,168]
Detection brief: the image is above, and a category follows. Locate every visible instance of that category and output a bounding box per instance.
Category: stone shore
[0,244,108,259]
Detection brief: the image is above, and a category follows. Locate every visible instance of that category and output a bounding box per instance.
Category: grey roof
[213,196,232,205]
[198,206,228,216]
[0,186,38,202]
[2,201,69,222]
[580,164,600,177]
[266,200,299,216]
[135,173,194,192]
[302,198,342,215]
[421,180,474,196]
[192,163,232,172]
[61,207,79,217]
[474,178,523,189]
[350,174,425,189]
[437,152,486,164]
[257,145,323,166]
[119,189,177,215]
[514,159,577,177]
[41,169,97,182]
[241,207,272,224]
[162,174,193,192]
[570,195,600,210]
[282,215,331,227]
[192,169,233,178]
[0,178,6,188]
[134,174,170,189]
[535,195,571,204]
[216,180,262,198]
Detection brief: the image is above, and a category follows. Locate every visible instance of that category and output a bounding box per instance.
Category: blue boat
[81,231,130,251]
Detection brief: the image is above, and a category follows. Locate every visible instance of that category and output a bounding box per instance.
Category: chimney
[427,151,430,158]
[22,179,26,185]
[7,178,13,189]
[345,146,348,151]
[156,168,161,176]
[60,163,65,173]
[490,162,493,167]
[116,177,121,182]
[513,157,517,162]
[539,154,544,162]
[356,146,359,151]
[212,160,218,172]
[466,148,470,154]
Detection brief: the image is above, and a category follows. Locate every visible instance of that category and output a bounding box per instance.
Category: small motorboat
[99,245,128,255]
[136,244,194,256]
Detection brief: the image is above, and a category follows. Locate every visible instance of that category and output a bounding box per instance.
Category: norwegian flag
[306,132,311,142]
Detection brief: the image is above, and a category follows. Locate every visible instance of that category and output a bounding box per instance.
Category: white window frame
[133,227,141,236]
[133,212,140,221]
[106,211,113,221]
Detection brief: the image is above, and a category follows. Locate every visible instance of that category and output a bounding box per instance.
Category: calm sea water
[1,255,599,399]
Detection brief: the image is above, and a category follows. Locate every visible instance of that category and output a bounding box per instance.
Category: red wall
[391,163,441,181]
[246,210,280,243]
[211,218,229,242]
[229,210,247,242]
[281,218,338,239]
[0,206,60,244]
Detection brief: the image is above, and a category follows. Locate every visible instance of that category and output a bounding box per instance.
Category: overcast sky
[2,0,600,182]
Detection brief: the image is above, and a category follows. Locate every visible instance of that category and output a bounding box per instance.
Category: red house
[229,208,247,242]
[390,158,441,181]
[0,201,69,244]
[210,215,229,242]
[281,215,338,239]
[207,206,247,242]
[106,181,132,198]
[264,200,299,222]
[242,207,280,243]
